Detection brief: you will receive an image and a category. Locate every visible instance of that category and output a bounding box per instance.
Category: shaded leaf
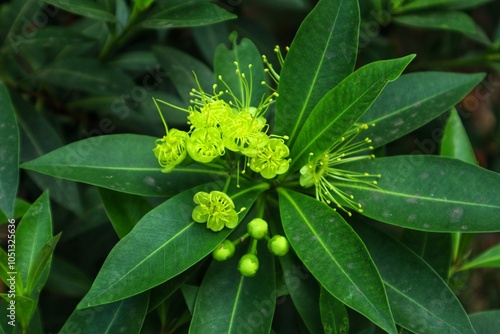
[0,83,19,219]
[341,155,500,232]
[320,287,349,334]
[360,72,484,149]
[0,198,30,223]
[354,222,476,334]
[278,189,396,334]
[275,0,360,146]
[441,107,477,164]
[141,1,236,29]
[289,55,414,173]
[469,310,500,334]
[60,293,149,334]
[21,134,227,197]
[98,188,153,239]
[393,11,476,34]
[77,180,267,308]
[459,244,500,271]
[45,0,116,22]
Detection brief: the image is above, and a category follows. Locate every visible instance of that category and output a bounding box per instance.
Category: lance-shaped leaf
[0,83,19,219]
[278,189,396,334]
[190,238,275,333]
[214,37,266,108]
[353,222,476,334]
[60,293,149,334]
[21,134,227,197]
[360,72,485,149]
[320,287,349,334]
[340,155,500,232]
[141,1,236,29]
[469,310,500,334]
[393,11,477,34]
[44,0,116,22]
[441,107,477,164]
[275,0,360,146]
[458,244,500,271]
[78,180,268,308]
[289,55,414,173]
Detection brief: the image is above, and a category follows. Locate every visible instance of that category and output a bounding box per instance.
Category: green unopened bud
[247,218,268,239]
[212,240,235,261]
[238,254,259,277]
[268,235,289,256]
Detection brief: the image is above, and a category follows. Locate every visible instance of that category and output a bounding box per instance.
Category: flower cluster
[152,62,291,180]
[300,123,380,216]
[212,218,290,277]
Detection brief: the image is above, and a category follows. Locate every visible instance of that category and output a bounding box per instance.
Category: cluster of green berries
[152,61,291,180]
[212,218,290,277]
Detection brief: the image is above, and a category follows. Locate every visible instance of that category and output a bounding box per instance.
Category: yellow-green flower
[188,97,232,129]
[187,127,225,163]
[249,138,291,179]
[220,109,268,154]
[152,129,189,173]
[192,191,239,232]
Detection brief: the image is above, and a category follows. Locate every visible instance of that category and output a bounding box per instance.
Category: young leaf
[441,107,477,164]
[340,156,500,232]
[60,293,149,334]
[320,287,349,334]
[0,83,19,219]
[15,192,53,294]
[289,55,415,173]
[458,244,500,271]
[214,37,266,108]
[140,1,236,29]
[278,189,396,334]
[353,222,476,334]
[275,0,360,146]
[44,0,116,22]
[360,72,485,149]
[189,239,275,334]
[98,188,153,239]
[77,180,267,308]
[21,134,227,197]
[393,11,477,34]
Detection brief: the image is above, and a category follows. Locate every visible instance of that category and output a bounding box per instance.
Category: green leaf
[0,83,19,219]
[190,239,275,333]
[289,55,414,173]
[0,0,40,45]
[21,134,227,197]
[140,1,236,29]
[44,0,116,22]
[25,233,60,296]
[278,251,323,334]
[393,11,477,34]
[33,58,135,95]
[353,222,476,334]
[153,45,213,103]
[15,192,53,294]
[60,293,149,334]
[469,310,500,334]
[133,0,155,11]
[77,180,267,308]
[341,155,500,232]
[459,244,500,271]
[98,188,153,239]
[446,0,494,10]
[14,93,83,215]
[360,72,485,149]
[193,24,230,64]
[392,0,466,12]
[320,287,349,334]
[275,0,360,146]
[181,284,198,315]
[45,257,92,298]
[214,37,266,108]
[278,189,396,334]
[441,108,477,164]
[0,198,30,223]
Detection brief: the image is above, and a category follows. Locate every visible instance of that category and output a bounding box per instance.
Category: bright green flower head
[152,129,189,173]
[188,94,232,129]
[187,127,225,163]
[192,191,239,232]
[249,138,291,179]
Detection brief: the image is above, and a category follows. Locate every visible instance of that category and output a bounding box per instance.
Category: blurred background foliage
[0,0,499,332]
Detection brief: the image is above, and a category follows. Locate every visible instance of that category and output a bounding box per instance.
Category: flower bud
[247,218,268,239]
[212,240,235,261]
[238,254,259,277]
[268,235,290,256]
